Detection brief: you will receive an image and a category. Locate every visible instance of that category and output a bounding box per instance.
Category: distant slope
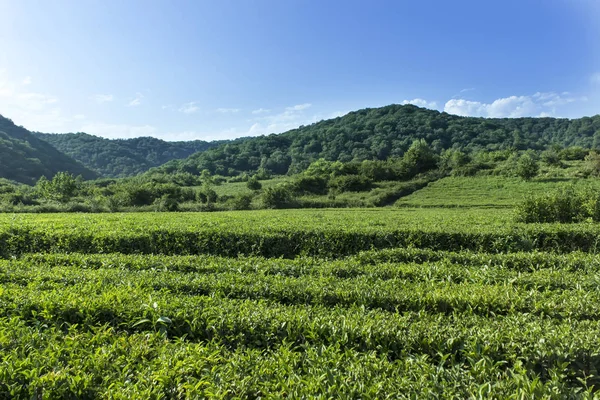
[0,115,98,184]
[34,132,227,178]
[154,104,600,177]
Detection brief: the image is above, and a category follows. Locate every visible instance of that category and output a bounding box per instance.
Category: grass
[4,171,600,397]
[396,175,600,208]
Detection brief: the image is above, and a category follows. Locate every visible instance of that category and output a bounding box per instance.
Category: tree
[246,176,262,191]
[584,151,600,177]
[36,172,80,202]
[516,152,539,180]
[261,184,294,208]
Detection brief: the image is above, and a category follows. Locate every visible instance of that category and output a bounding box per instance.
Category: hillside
[154,104,600,177]
[0,115,98,184]
[35,132,227,178]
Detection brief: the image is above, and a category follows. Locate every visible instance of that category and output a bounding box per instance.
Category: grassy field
[2,186,600,397]
[397,176,600,208]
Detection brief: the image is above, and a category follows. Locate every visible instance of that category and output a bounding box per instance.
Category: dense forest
[154,105,600,177]
[35,132,227,177]
[0,115,98,184]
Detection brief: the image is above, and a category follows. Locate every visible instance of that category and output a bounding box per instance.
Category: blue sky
[0,0,598,141]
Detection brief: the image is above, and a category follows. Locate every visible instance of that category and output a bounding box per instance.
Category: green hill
[154,104,600,177]
[34,132,227,178]
[0,115,98,184]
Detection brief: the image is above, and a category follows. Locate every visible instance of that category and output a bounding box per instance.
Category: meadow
[2,178,600,398]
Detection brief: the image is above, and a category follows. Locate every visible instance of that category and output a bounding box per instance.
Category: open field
[397,176,600,208]
[1,205,600,398]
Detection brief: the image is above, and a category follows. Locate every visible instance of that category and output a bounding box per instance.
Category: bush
[229,194,253,210]
[329,175,372,193]
[515,153,539,181]
[560,146,588,161]
[262,185,295,208]
[584,151,600,177]
[246,176,262,191]
[197,188,218,204]
[291,175,328,195]
[516,187,591,223]
[153,195,180,212]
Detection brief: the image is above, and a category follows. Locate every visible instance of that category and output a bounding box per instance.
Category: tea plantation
[1,208,599,398]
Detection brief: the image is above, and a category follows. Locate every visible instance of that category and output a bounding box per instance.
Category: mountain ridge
[0,115,98,184]
[34,131,228,178]
[151,104,600,177]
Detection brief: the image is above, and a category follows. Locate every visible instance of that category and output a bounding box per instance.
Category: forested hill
[153,104,600,177]
[34,132,227,178]
[0,115,98,184]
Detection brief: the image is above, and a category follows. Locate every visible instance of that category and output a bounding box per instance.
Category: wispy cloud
[592,72,600,84]
[401,98,438,109]
[127,92,144,107]
[285,103,312,111]
[252,108,271,115]
[216,107,240,113]
[22,76,32,85]
[81,122,157,139]
[444,91,586,118]
[178,102,199,114]
[93,94,114,104]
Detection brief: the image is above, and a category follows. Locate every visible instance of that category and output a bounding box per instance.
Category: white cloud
[0,70,77,132]
[127,92,144,107]
[81,122,157,139]
[401,98,438,109]
[93,94,114,104]
[216,108,240,113]
[285,103,312,111]
[22,76,32,85]
[252,108,271,114]
[178,102,199,114]
[592,72,600,84]
[460,88,475,93]
[444,92,584,118]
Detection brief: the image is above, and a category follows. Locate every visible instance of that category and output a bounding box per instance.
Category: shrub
[329,175,372,193]
[153,195,180,212]
[262,184,295,208]
[229,194,253,210]
[246,176,262,191]
[516,187,591,223]
[197,188,218,204]
[291,175,328,195]
[560,146,588,161]
[515,153,539,181]
[584,151,600,177]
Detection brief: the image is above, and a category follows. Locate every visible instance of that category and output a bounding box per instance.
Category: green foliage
[154,104,600,177]
[290,175,328,195]
[1,209,600,396]
[560,146,588,161]
[584,151,600,177]
[228,194,253,210]
[261,185,295,208]
[246,175,262,191]
[35,131,224,178]
[36,172,80,203]
[515,152,539,180]
[515,186,594,223]
[541,147,562,166]
[329,175,373,192]
[0,115,98,183]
